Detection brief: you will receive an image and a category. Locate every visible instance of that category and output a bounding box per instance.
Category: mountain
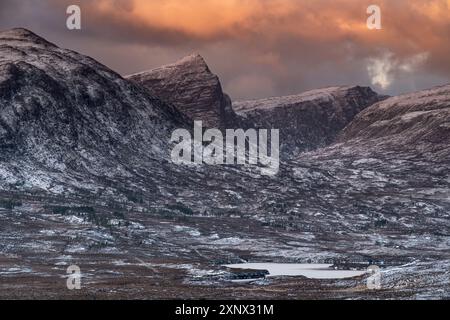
[233,86,385,156]
[129,55,385,157]
[0,28,186,193]
[127,54,238,128]
[337,84,450,161]
[0,28,448,300]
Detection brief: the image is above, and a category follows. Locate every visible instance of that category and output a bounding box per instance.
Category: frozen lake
[224,263,368,279]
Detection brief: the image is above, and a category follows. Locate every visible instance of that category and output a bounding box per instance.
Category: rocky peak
[127,54,237,128]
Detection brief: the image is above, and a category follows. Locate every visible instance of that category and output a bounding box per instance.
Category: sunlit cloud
[1,0,449,98]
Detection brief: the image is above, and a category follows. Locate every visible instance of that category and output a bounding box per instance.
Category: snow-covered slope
[337,84,450,161]
[234,86,385,156]
[0,28,186,192]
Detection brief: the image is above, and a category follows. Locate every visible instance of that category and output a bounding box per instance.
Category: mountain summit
[127,54,237,128]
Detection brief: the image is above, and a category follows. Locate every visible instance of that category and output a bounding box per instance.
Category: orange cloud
[77,0,449,60]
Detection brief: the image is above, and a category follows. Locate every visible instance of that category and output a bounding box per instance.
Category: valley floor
[0,195,448,300]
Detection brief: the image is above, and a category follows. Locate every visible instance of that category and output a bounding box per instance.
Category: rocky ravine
[0,28,448,299]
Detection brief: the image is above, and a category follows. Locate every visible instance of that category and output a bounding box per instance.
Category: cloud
[0,0,449,99]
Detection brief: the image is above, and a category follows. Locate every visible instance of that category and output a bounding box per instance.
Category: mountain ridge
[129,54,387,157]
[335,83,450,161]
[126,53,238,129]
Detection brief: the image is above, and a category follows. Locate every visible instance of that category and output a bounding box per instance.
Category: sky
[0,0,449,100]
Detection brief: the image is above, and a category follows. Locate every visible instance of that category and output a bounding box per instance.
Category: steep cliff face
[127,54,237,128]
[338,84,450,160]
[233,86,385,156]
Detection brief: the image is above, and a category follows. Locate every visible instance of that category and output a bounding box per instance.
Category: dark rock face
[127,54,237,128]
[234,86,385,156]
